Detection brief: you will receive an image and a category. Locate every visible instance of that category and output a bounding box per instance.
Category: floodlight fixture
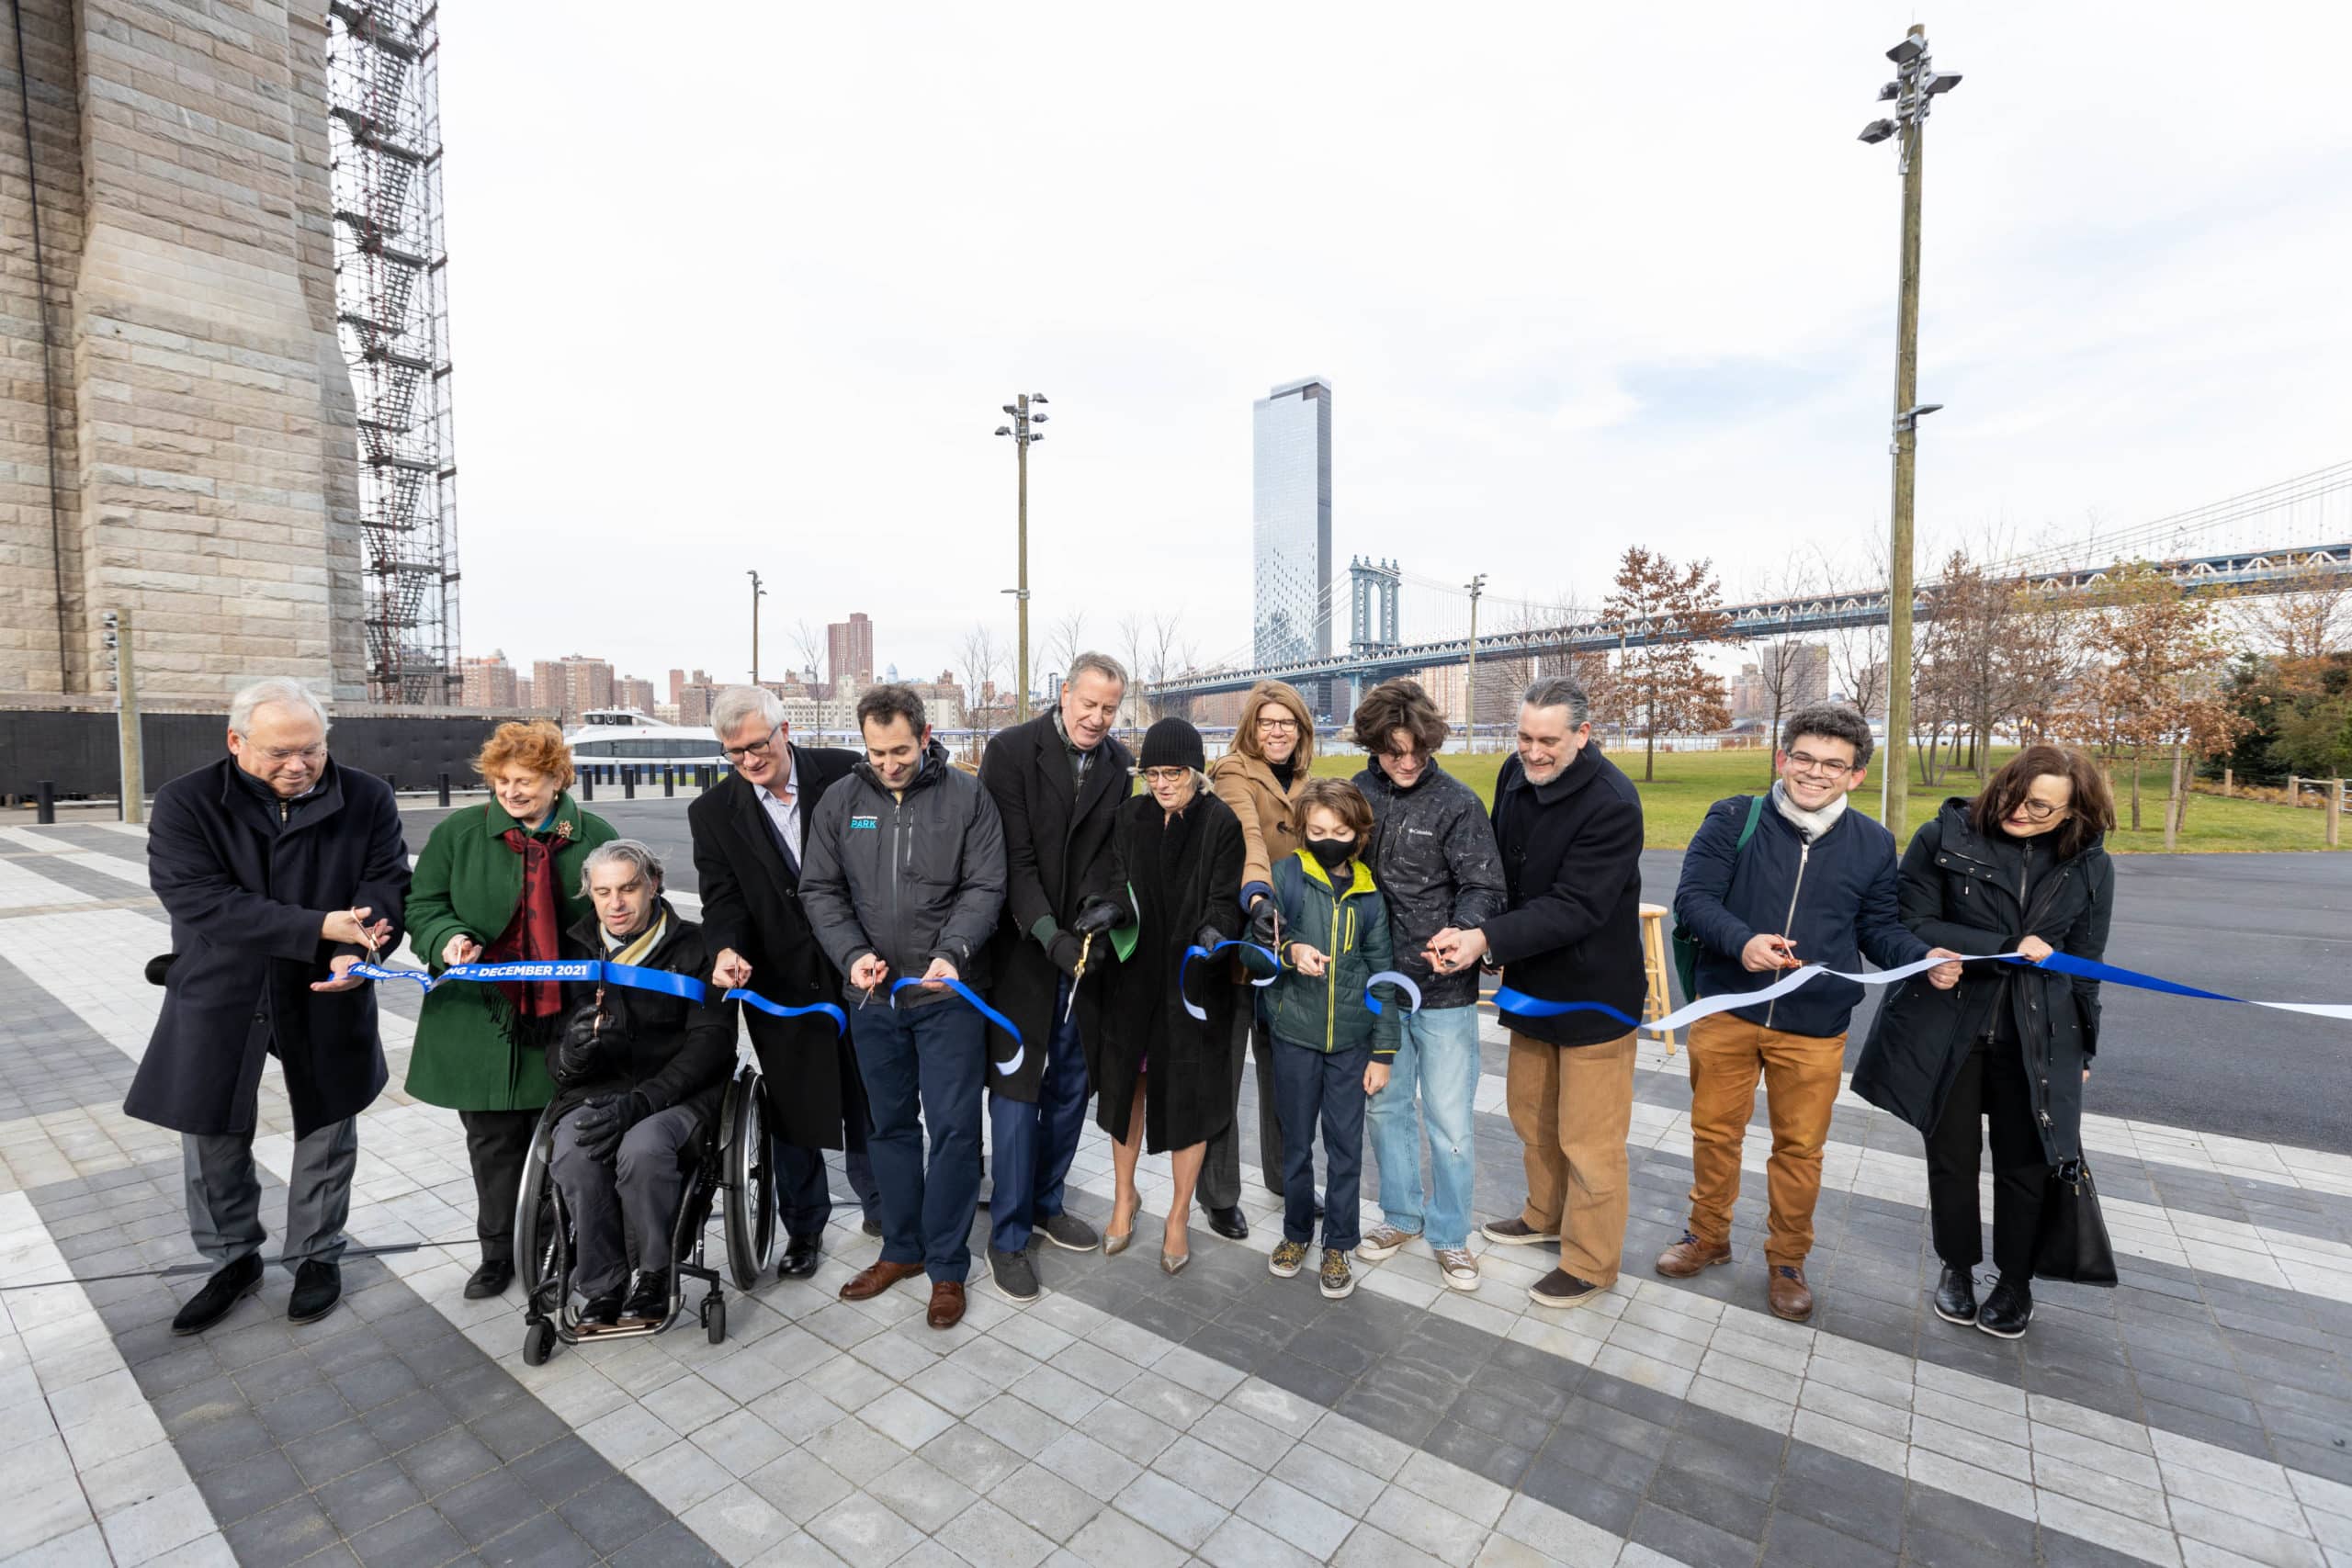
[1859,119,1897,144]
[1887,36,1924,64]
[1878,81,1899,100]
[1924,72,1962,94]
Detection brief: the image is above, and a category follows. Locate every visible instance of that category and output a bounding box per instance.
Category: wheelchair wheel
[701,1292,727,1346]
[721,1073,777,1291]
[513,1109,564,1307]
[522,1318,555,1367]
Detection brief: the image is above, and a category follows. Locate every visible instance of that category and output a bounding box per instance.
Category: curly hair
[474,720,575,789]
[1351,678,1449,757]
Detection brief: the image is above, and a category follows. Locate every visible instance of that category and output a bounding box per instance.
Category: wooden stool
[1637,902,1676,1051]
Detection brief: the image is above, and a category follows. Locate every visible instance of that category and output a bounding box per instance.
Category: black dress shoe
[1204,1205,1250,1241]
[288,1260,342,1325]
[172,1253,263,1336]
[463,1260,514,1300]
[778,1235,822,1280]
[580,1291,623,1325]
[621,1269,671,1323]
[1933,1264,1979,1325]
[1977,1276,2033,1339]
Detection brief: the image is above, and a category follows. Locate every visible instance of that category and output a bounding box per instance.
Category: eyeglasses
[1141,767,1192,785]
[262,744,326,762]
[1256,717,1299,733]
[722,731,780,761]
[1783,750,1857,777]
[2010,798,2068,821]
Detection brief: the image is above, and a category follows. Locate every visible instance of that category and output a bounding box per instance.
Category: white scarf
[1770,780,1849,842]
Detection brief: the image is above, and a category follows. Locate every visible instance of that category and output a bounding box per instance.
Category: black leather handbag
[2033,1156,2119,1286]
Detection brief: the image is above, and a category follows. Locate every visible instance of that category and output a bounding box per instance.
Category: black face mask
[1306,837,1355,872]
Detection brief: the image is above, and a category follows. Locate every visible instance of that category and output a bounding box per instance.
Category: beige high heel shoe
[1102,1194,1140,1257]
[1160,1216,1191,1275]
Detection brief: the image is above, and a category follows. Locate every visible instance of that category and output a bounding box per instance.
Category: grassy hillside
[1306,747,2344,854]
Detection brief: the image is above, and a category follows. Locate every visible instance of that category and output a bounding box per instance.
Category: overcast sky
[433,4,2352,691]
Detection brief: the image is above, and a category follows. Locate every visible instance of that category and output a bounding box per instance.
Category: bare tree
[2244,558,2351,662]
[791,618,827,685]
[2069,562,2248,836]
[956,622,1005,745]
[1119,611,1194,726]
[1041,609,1091,684]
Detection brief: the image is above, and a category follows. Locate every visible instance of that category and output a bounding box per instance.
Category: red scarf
[484,818,567,1036]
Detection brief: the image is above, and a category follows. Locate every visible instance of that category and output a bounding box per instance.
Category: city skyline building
[828,613,875,690]
[458,652,516,708]
[1251,378,1333,667]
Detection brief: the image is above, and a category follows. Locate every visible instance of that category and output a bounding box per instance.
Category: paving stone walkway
[2,821,2348,1567]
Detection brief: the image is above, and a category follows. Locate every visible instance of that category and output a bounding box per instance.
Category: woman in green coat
[405,720,616,1298]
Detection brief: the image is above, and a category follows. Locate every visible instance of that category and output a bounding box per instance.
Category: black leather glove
[1072,896,1123,937]
[1247,897,1282,949]
[569,1090,650,1163]
[1194,925,1231,953]
[555,1006,615,1084]
[1046,930,1085,976]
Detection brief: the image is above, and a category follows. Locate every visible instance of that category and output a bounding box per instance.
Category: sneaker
[620,1269,670,1324]
[1528,1268,1603,1308]
[1319,1249,1355,1300]
[1435,1248,1480,1292]
[1356,1224,1421,1262]
[1035,1213,1099,1252]
[989,1247,1041,1303]
[1933,1264,1979,1325]
[1655,1230,1732,1279]
[1976,1276,2033,1339]
[1269,1239,1309,1279]
[1481,1216,1558,1247]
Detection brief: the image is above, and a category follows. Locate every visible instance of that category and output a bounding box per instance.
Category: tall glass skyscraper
[1252,378,1333,667]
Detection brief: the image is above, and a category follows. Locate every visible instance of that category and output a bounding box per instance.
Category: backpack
[1671,795,1764,1005]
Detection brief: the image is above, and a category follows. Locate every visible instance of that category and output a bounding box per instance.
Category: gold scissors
[1065,931,1094,1021]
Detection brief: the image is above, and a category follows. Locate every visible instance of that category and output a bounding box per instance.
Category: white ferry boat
[562,709,726,771]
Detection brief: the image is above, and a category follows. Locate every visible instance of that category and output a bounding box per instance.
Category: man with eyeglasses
[128,678,411,1335]
[1662,702,1962,1321]
[689,685,877,1278]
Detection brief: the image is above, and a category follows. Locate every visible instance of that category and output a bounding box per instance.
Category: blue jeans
[850,999,986,1283]
[1364,1003,1482,1250]
[1272,1036,1370,1253]
[988,974,1093,1254]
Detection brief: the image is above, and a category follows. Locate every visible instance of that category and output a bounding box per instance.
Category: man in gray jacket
[799,683,1007,1329]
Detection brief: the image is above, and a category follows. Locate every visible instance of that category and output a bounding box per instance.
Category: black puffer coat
[1852,800,2115,1162]
[1091,785,1252,1152]
[548,903,738,1126]
[1352,758,1505,1010]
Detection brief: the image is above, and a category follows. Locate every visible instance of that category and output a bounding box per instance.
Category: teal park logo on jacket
[849,815,879,830]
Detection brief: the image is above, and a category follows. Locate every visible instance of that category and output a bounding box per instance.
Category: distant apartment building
[531,656,616,722]
[458,651,516,708]
[827,614,875,690]
[616,677,657,716]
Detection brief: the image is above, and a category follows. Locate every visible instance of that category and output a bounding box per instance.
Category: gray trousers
[183,1117,358,1271]
[550,1101,702,1300]
[1200,1008,1285,1209]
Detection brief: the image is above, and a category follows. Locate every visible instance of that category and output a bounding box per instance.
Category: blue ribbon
[1489,986,1644,1031]
[2007,951,2244,1004]
[351,959,846,1035]
[1178,941,1281,1021]
[1363,970,1422,1017]
[887,976,1027,1077]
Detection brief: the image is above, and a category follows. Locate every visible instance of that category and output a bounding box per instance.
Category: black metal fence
[3,709,538,803]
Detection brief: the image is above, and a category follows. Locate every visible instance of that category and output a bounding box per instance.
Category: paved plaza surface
[4,809,2351,1567]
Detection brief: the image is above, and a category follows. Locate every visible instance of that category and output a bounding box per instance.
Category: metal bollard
[581,769,594,801]
[437,771,451,807]
[624,767,636,800]
[385,773,398,797]
[663,766,675,798]
[36,780,56,825]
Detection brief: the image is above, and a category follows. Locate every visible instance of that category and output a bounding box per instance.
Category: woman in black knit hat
[1075,718,1269,1273]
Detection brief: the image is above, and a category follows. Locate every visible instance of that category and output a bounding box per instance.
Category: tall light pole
[1464,573,1487,754]
[1859,22,1960,840]
[994,393,1048,721]
[747,570,766,684]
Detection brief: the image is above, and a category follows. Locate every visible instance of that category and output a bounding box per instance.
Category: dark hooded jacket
[547,900,737,1125]
[978,710,1134,1102]
[129,757,411,1138]
[798,738,1007,1025]
[1852,799,2114,1162]
[1352,757,1506,1010]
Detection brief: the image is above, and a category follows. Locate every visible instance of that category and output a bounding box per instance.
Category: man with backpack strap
[1666,704,1962,1320]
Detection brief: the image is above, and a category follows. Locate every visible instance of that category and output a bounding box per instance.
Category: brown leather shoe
[1656,1230,1732,1279]
[1769,1264,1814,1322]
[839,1259,924,1303]
[926,1280,967,1330]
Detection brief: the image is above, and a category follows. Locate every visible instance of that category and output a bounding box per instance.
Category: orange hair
[474,720,576,790]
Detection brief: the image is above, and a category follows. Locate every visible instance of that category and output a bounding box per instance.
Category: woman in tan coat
[1198,679,1317,1240]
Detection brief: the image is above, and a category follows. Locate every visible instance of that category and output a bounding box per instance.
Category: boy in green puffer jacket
[1263,778,1405,1300]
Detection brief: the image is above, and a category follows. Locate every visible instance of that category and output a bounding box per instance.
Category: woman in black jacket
[1853,746,2117,1339]
[1082,720,1264,1275]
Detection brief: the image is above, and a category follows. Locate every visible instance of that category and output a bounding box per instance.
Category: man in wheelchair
[548,840,737,1325]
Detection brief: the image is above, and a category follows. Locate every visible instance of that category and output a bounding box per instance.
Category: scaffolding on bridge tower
[328,1,461,705]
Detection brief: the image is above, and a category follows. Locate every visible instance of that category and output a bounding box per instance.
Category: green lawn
[1308,747,2345,854]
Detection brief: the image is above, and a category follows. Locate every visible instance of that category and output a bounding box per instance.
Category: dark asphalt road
[404,796,2352,1154]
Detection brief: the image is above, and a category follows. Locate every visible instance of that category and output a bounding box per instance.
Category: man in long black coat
[128,679,411,1336]
[973,654,1134,1302]
[692,686,877,1278]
